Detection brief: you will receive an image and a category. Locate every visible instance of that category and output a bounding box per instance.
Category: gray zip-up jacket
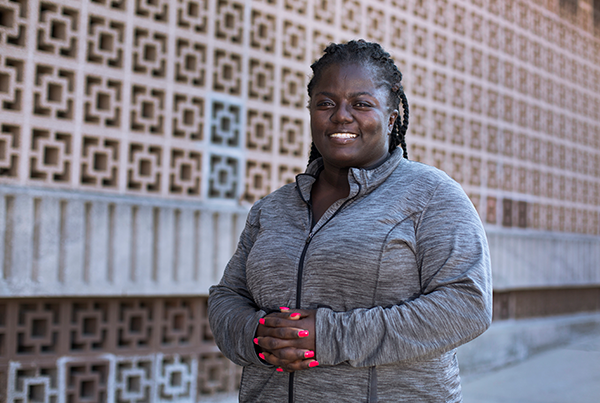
[208,149,493,402]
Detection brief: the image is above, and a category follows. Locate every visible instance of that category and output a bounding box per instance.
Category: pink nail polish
[304,350,314,358]
[290,313,300,319]
[308,361,320,368]
[253,338,259,345]
[259,318,265,325]
[298,330,309,338]
[276,368,284,372]
[280,306,290,311]
[259,353,265,360]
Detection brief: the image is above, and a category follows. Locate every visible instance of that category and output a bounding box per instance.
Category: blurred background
[0,0,598,401]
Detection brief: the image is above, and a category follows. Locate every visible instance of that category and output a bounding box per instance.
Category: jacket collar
[296,147,405,203]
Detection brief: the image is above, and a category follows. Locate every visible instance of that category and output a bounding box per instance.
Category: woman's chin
[322,156,365,169]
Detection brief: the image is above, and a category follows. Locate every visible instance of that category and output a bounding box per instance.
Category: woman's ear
[388,110,399,134]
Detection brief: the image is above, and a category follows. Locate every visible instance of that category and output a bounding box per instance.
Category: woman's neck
[310,164,350,224]
[318,163,350,195]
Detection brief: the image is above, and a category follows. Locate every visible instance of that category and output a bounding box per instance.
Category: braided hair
[307,40,410,166]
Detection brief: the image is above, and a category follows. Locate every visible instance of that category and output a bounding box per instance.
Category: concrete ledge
[457,312,600,375]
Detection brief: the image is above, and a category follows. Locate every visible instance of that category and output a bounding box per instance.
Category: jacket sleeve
[208,204,268,367]
[315,179,493,367]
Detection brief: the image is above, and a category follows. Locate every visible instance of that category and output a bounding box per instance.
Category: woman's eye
[317,101,333,107]
[355,102,371,108]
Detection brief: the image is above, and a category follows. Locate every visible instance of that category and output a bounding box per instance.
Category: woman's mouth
[329,133,358,139]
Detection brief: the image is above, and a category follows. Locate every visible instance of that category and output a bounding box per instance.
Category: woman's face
[309,63,398,170]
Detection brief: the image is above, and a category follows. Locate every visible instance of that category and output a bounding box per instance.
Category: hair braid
[398,90,409,159]
[308,142,321,165]
[306,40,410,167]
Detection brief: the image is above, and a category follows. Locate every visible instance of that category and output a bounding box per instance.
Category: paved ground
[461,333,600,403]
[214,332,600,402]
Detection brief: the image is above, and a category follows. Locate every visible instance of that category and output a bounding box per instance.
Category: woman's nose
[330,103,353,124]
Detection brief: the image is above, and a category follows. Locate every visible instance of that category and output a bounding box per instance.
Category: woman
[208,40,492,402]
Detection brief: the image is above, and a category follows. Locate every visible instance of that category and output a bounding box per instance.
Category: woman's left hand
[255,309,318,372]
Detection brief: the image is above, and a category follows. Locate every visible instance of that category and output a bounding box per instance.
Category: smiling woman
[208,40,493,403]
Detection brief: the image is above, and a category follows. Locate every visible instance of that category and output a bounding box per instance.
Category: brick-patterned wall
[1,0,599,231]
[0,296,241,402]
[0,0,311,202]
[493,287,600,320]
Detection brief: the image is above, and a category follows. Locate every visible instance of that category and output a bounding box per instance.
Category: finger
[262,349,314,370]
[256,319,302,338]
[280,359,320,372]
[261,349,295,367]
[259,314,296,327]
[255,331,311,352]
[263,347,315,362]
[260,351,315,371]
[257,325,311,340]
[274,309,302,320]
[266,311,294,319]
[286,309,311,320]
[265,309,311,322]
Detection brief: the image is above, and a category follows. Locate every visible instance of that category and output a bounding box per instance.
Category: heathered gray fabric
[208,148,493,403]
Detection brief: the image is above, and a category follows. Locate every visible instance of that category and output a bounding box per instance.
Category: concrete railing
[1,185,599,298]
[0,186,247,296]
[487,228,600,290]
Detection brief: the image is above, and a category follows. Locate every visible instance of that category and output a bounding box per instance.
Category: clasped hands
[254,308,318,372]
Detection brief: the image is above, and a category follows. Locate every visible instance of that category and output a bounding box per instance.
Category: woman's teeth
[330,133,357,138]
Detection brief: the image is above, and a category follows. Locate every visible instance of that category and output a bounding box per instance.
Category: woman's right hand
[255,308,318,372]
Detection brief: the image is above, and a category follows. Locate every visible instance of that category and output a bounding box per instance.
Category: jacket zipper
[289,224,313,402]
[295,231,314,308]
[289,184,361,403]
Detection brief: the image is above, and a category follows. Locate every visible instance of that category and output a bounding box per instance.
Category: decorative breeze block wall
[0,0,599,236]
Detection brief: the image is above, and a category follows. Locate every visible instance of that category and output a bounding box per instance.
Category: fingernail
[259,353,265,360]
[298,330,309,338]
[276,368,284,372]
[280,306,290,311]
[309,361,320,368]
[304,350,314,358]
[259,318,265,325]
[290,313,301,319]
[253,338,259,345]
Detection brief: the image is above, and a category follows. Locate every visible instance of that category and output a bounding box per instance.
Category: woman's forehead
[313,62,384,92]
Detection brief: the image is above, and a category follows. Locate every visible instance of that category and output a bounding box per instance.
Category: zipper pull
[305,232,313,243]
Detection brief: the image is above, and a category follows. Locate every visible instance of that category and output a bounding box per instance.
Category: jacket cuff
[315,307,337,366]
[246,310,272,367]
